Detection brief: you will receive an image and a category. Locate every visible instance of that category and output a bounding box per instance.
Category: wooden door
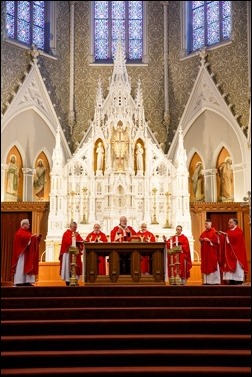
[1,212,32,284]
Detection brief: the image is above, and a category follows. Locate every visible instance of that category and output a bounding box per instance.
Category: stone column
[22,167,34,201]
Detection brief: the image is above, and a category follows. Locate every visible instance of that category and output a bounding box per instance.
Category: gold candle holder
[69,246,79,286]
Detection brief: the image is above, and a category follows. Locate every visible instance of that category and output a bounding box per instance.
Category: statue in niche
[191,161,205,201]
[96,142,105,171]
[6,155,19,199]
[111,122,129,171]
[34,159,47,199]
[218,157,233,201]
[136,143,144,171]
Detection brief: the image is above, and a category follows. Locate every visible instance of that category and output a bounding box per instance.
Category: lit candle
[175,236,178,246]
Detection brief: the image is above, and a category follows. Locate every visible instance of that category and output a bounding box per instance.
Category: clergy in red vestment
[219,218,248,285]
[11,218,41,286]
[110,216,136,242]
[136,223,156,275]
[85,223,108,275]
[59,221,84,286]
[199,220,221,285]
[165,225,192,285]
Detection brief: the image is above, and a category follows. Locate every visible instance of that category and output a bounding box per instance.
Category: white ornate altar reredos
[45,41,193,261]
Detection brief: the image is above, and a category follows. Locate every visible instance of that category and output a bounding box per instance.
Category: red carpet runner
[1,285,251,376]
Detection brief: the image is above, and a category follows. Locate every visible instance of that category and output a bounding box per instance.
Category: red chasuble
[136,230,156,274]
[222,226,248,273]
[85,231,108,275]
[11,228,41,276]
[166,234,192,279]
[110,225,136,242]
[199,227,221,275]
[59,229,84,276]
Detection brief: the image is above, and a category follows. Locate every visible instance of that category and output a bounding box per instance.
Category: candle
[72,232,76,247]
[175,236,178,246]
[170,239,172,249]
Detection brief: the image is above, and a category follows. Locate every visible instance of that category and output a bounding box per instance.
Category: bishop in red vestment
[219,218,248,285]
[136,223,156,274]
[11,218,41,286]
[85,223,108,275]
[166,225,192,284]
[59,221,84,285]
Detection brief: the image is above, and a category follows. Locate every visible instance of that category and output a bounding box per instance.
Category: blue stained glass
[112,38,125,57]
[129,39,142,59]
[5,1,46,50]
[95,1,108,18]
[6,1,15,15]
[112,1,125,19]
[207,2,219,24]
[112,19,125,39]
[191,1,231,52]
[94,1,143,61]
[95,39,109,59]
[207,22,220,44]
[222,17,231,38]
[192,7,204,30]
[129,1,142,19]
[18,2,30,22]
[95,19,109,39]
[34,1,44,6]
[193,28,204,50]
[192,1,205,10]
[17,20,30,43]
[129,20,142,39]
[222,1,231,17]
[6,14,15,38]
[33,25,44,49]
[33,4,45,28]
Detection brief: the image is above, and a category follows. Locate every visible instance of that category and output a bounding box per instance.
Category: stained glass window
[190,1,231,52]
[94,1,143,61]
[5,1,48,51]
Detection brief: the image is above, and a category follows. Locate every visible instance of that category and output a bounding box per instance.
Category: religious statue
[218,157,233,201]
[191,161,205,201]
[6,155,19,199]
[136,143,144,171]
[34,159,47,199]
[111,122,129,171]
[96,141,105,171]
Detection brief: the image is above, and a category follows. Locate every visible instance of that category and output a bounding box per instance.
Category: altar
[83,242,167,285]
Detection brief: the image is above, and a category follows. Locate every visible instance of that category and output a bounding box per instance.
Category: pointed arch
[189,152,205,202]
[33,152,50,201]
[216,147,234,202]
[5,146,23,202]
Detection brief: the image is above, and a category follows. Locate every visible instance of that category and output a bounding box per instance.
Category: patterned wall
[167,1,249,142]
[1,1,250,153]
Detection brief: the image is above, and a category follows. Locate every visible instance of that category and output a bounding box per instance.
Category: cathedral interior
[1,1,251,285]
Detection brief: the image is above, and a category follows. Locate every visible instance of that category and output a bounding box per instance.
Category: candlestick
[71,232,76,247]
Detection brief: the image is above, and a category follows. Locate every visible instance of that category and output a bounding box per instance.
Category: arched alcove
[189,153,205,202]
[216,148,234,202]
[5,146,23,202]
[33,153,50,201]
